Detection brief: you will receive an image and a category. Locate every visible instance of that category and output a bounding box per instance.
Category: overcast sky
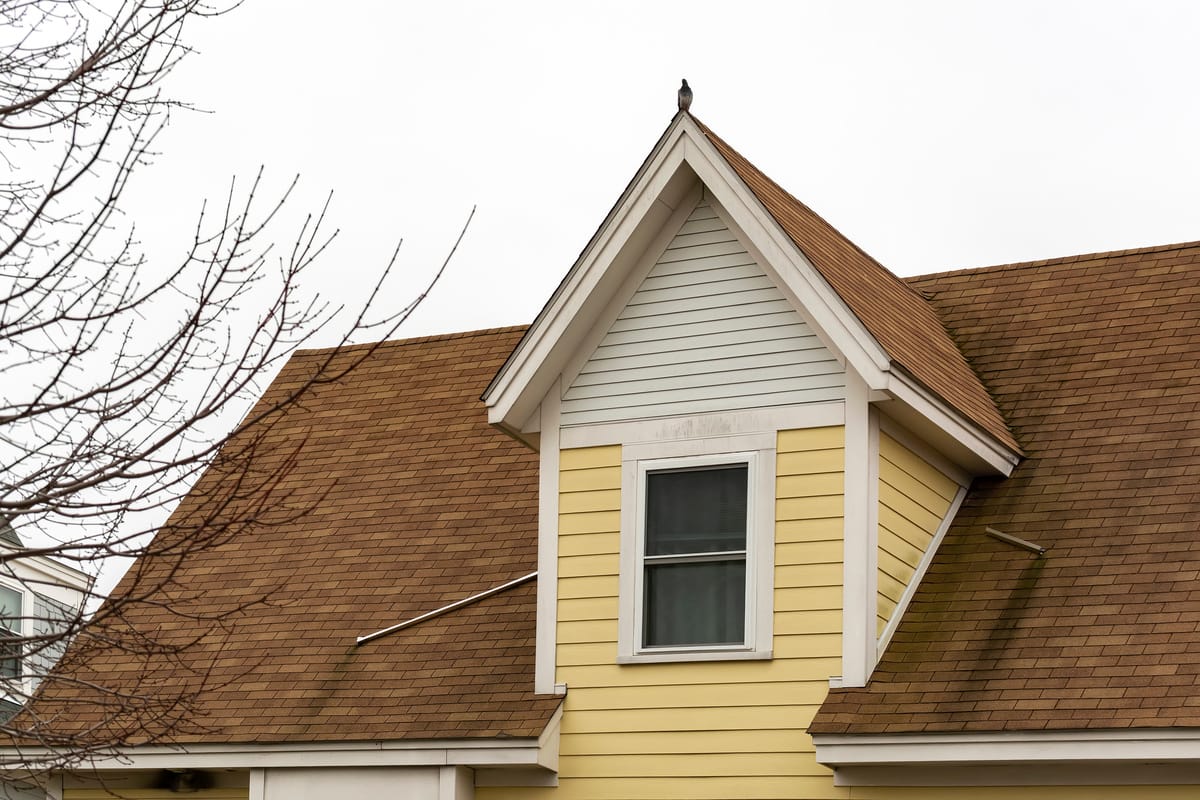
[125,1,1200,343]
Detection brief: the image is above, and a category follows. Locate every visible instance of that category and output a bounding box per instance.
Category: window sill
[617,648,772,665]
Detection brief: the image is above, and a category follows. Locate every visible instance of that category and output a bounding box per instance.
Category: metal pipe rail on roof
[355,571,538,646]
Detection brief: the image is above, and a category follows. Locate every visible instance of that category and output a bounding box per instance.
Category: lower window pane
[643,560,745,647]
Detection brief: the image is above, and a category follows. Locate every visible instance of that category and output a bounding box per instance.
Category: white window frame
[0,580,28,694]
[617,440,775,663]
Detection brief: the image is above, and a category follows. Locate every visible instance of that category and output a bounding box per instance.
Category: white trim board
[560,403,844,451]
[839,371,873,687]
[832,763,1200,787]
[814,728,1200,774]
[534,387,562,695]
[0,735,555,772]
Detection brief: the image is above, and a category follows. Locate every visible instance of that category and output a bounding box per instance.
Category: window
[618,447,773,663]
[642,464,748,647]
[0,585,21,680]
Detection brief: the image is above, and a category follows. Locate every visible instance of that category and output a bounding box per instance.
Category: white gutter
[815,728,1200,766]
[0,737,551,772]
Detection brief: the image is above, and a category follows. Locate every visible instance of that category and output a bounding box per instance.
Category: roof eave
[814,728,1200,786]
[0,718,564,773]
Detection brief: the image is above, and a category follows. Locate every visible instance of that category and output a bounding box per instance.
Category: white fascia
[884,370,1020,476]
[482,115,699,435]
[815,728,1200,785]
[0,732,558,772]
[0,543,93,600]
[674,122,890,389]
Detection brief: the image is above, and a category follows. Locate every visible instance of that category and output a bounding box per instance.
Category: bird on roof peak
[678,79,693,112]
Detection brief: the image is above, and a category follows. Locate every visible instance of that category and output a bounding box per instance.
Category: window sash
[640,461,750,650]
[0,586,21,680]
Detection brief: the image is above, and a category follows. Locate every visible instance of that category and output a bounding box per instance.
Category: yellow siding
[875,434,959,635]
[482,430,845,800]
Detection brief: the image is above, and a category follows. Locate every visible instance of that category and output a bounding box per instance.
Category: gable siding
[29,592,71,690]
[875,433,959,635]
[559,202,844,427]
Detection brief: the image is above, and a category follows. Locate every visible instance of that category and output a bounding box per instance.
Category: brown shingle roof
[693,117,1019,454]
[26,327,560,746]
[812,240,1200,734]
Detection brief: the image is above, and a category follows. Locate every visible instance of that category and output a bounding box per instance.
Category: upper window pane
[0,587,20,634]
[645,465,747,555]
[0,587,21,680]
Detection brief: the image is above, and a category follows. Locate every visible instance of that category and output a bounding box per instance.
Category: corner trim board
[535,388,562,694]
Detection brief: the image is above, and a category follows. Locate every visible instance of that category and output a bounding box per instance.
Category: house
[0,519,90,719]
[0,519,91,799]
[7,108,1200,798]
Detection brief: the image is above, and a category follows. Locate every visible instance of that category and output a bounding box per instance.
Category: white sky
[125,0,1200,343]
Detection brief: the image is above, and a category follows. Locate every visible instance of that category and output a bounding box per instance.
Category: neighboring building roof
[23,327,560,745]
[0,519,21,547]
[813,240,1200,734]
[693,118,1020,454]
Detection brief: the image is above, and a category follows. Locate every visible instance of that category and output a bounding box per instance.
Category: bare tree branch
[0,0,469,771]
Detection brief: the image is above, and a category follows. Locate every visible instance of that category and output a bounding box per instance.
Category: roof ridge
[295,324,530,358]
[909,239,1200,283]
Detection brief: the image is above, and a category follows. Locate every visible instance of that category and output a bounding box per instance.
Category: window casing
[0,584,22,681]
[618,447,774,663]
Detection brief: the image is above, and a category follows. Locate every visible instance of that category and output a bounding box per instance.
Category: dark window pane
[643,560,745,647]
[0,636,19,679]
[646,466,747,555]
[0,586,19,634]
[0,586,20,679]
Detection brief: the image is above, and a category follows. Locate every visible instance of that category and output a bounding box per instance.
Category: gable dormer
[483,112,1020,711]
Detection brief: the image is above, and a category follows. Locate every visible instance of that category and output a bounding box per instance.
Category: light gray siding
[29,592,71,689]
[561,201,845,426]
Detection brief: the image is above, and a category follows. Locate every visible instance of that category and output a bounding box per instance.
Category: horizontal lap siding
[485,431,845,800]
[560,202,844,427]
[876,433,960,634]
